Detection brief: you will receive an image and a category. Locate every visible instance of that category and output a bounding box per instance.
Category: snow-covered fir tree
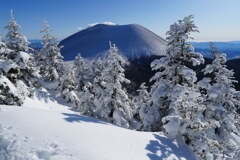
[141,15,205,131]
[198,43,240,159]
[132,83,150,129]
[1,10,39,103]
[0,37,22,105]
[74,53,85,86]
[92,44,133,128]
[0,36,19,83]
[38,20,63,88]
[4,10,39,88]
[0,74,23,106]
[59,69,79,106]
[91,57,106,82]
[73,53,93,90]
[141,15,215,159]
[12,50,40,88]
[77,82,95,116]
[0,34,26,105]
[75,57,105,115]
[73,54,103,115]
[4,10,31,53]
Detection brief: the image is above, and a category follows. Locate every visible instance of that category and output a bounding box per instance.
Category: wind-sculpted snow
[0,90,197,160]
[59,24,167,60]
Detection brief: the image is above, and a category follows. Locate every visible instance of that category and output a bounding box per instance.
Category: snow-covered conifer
[91,57,105,81]
[38,20,63,88]
[77,82,95,116]
[143,15,213,159]
[0,37,24,105]
[73,54,100,114]
[142,15,204,131]
[74,54,85,79]
[73,53,89,90]
[0,75,23,106]
[198,43,240,159]
[4,10,39,88]
[4,10,31,53]
[0,11,37,105]
[59,70,79,106]
[133,83,150,129]
[93,44,133,128]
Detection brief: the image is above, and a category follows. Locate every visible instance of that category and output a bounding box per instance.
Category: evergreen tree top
[166,15,198,44]
[4,10,31,53]
[5,10,21,33]
[40,20,58,45]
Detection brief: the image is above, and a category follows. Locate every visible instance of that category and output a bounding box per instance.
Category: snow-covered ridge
[59,23,167,61]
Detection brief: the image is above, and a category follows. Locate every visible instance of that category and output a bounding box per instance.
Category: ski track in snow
[0,91,197,160]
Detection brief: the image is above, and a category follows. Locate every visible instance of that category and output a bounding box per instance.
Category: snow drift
[0,90,197,160]
[59,24,167,60]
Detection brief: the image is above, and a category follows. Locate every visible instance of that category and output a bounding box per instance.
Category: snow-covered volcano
[59,24,167,61]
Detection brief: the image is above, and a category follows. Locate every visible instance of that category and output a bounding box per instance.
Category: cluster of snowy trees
[0,11,239,159]
[61,44,134,128]
[135,16,240,159]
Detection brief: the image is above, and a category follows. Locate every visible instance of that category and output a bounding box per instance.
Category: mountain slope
[0,90,197,160]
[59,24,167,60]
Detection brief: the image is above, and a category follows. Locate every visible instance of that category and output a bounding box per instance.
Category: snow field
[0,94,197,160]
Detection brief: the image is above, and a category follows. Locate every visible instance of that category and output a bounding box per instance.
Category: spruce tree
[198,43,240,159]
[142,15,205,131]
[133,83,150,129]
[38,20,63,88]
[0,75,23,106]
[73,53,90,90]
[4,10,31,53]
[4,10,39,88]
[59,70,79,106]
[93,44,133,128]
[77,82,95,116]
[0,35,23,105]
[143,15,215,159]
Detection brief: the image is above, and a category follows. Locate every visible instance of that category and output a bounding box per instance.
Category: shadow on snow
[62,113,108,125]
[145,134,194,160]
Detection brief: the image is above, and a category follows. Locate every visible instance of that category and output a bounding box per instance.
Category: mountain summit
[59,24,167,60]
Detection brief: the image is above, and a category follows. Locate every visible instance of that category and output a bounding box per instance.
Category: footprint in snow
[35,150,58,160]
[0,129,19,160]
[48,142,59,149]
[34,142,60,160]
[23,136,29,142]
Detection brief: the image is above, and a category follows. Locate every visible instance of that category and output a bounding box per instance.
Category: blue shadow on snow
[145,134,195,160]
[62,113,107,125]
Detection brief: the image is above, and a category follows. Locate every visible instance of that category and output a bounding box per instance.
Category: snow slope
[59,24,167,60]
[0,90,197,160]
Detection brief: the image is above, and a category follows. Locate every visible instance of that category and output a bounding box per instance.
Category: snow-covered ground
[0,90,197,160]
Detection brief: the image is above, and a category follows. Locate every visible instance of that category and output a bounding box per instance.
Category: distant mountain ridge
[59,24,167,60]
[29,36,240,60]
[191,41,240,59]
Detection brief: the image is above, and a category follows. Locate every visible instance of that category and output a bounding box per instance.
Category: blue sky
[0,0,239,41]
